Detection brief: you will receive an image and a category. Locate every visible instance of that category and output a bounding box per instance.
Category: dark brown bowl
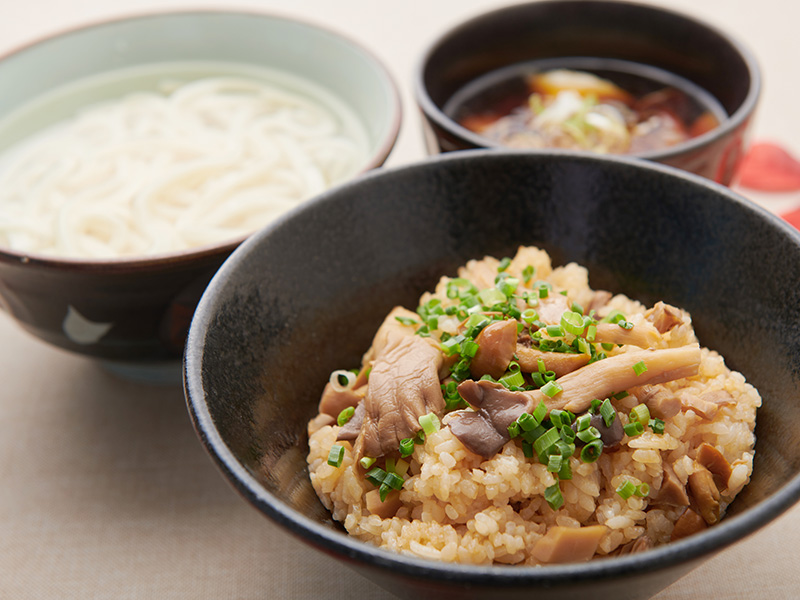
[415,0,760,184]
[0,10,401,378]
[184,151,800,599]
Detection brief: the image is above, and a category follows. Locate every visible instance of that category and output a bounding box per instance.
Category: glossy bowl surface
[0,9,401,370]
[415,0,760,185]
[185,151,800,599]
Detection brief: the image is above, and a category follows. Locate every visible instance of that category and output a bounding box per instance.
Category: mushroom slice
[515,345,591,377]
[319,383,367,418]
[452,346,700,457]
[630,384,681,419]
[696,443,733,490]
[531,525,607,564]
[688,466,722,525]
[593,321,663,348]
[354,336,444,460]
[470,319,518,379]
[670,507,708,541]
[680,389,735,420]
[655,462,690,507]
[644,301,686,333]
[364,306,420,362]
[365,488,402,518]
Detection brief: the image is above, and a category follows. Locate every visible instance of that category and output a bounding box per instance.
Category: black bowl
[184,151,800,600]
[415,0,760,185]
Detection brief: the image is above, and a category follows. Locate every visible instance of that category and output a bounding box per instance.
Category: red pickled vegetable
[737,142,800,192]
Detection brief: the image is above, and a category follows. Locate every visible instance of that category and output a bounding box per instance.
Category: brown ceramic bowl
[0,10,401,380]
[415,0,760,184]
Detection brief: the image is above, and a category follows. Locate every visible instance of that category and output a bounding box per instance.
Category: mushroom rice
[307,246,760,565]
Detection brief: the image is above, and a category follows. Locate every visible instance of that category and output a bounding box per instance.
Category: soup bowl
[0,9,401,381]
[415,0,760,185]
[184,151,800,599]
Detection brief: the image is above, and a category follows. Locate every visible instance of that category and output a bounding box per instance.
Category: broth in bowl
[447,59,725,155]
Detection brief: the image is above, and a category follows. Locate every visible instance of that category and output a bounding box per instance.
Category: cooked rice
[307,246,760,565]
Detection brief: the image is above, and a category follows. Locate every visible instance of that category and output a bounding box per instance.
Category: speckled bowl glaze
[184,151,800,599]
[415,0,760,185]
[0,10,401,378]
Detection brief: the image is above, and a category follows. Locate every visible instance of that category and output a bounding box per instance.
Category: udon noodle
[0,73,368,259]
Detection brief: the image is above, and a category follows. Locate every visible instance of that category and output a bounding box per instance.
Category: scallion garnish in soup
[447,61,724,155]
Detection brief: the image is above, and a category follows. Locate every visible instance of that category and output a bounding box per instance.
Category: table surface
[1,0,799,598]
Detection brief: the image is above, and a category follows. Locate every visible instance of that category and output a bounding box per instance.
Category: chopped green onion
[613,390,629,400]
[635,483,650,497]
[600,398,616,428]
[549,409,567,428]
[547,454,563,473]
[544,483,564,510]
[576,426,601,444]
[521,440,534,458]
[385,457,396,473]
[589,399,602,414]
[555,440,575,457]
[399,438,415,458]
[630,404,650,426]
[580,439,603,463]
[559,458,573,480]
[601,310,626,324]
[541,380,562,398]
[479,287,506,306]
[498,257,512,272]
[559,426,576,443]
[383,471,404,491]
[545,324,565,337]
[446,277,476,299]
[359,456,375,470]
[521,308,538,325]
[575,413,592,432]
[327,444,345,468]
[499,370,525,389]
[537,359,546,374]
[378,483,391,501]
[330,369,357,392]
[616,480,636,499]
[461,339,480,358]
[499,277,519,297]
[522,265,535,283]
[337,406,355,427]
[618,320,634,330]
[394,316,419,327]
[365,467,387,486]
[426,316,439,331]
[441,336,463,356]
[571,302,584,315]
[560,310,586,336]
[414,430,426,445]
[517,412,538,432]
[586,324,597,342]
[394,458,410,477]
[419,413,441,436]
[450,358,472,382]
[507,421,521,439]
[649,417,665,435]
[624,421,645,437]
[632,361,648,376]
[533,427,561,457]
[532,400,547,424]
[531,372,545,388]
[521,424,547,444]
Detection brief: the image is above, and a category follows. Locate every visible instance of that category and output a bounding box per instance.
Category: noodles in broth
[0,69,369,259]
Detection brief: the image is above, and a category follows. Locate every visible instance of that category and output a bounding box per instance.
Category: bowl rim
[0,7,402,271]
[413,0,761,162]
[184,148,800,586]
